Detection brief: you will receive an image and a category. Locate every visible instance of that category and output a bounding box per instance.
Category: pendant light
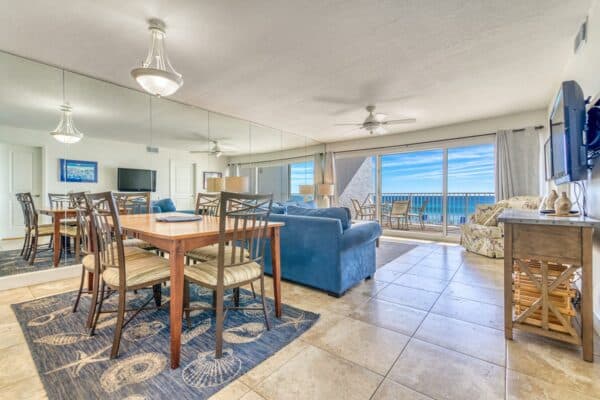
[131,18,183,97]
[50,70,84,144]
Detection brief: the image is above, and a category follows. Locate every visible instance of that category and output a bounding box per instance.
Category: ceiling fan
[335,105,416,135]
[190,140,223,157]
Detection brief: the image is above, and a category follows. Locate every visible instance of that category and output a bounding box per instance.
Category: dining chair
[195,192,220,216]
[112,192,156,251]
[408,198,429,230]
[389,199,411,230]
[17,192,54,264]
[183,191,273,358]
[86,191,171,358]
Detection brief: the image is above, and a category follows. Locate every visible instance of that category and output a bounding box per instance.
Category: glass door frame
[357,135,495,238]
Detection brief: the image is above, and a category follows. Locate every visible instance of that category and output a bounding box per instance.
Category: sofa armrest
[341,221,382,251]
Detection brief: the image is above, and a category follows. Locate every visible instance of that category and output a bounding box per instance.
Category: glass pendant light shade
[50,103,83,144]
[131,19,183,97]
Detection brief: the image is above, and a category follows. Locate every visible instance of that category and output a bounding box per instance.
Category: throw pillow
[286,206,352,230]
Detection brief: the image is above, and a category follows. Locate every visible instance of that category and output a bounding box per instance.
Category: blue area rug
[12,286,319,399]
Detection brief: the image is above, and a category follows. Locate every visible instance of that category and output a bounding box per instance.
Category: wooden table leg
[271,227,282,318]
[504,223,513,340]
[52,214,61,267]
[581,227,594,362]
[169,241,184,369]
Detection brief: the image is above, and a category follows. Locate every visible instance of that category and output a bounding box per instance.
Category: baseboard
[0,265,80,291]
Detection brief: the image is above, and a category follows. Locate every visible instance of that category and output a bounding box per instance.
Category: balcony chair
[408,198,429,230]
[388,200,411,230]
[351,198,376,220]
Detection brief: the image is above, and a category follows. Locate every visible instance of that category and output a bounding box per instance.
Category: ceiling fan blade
[384,118,417,125]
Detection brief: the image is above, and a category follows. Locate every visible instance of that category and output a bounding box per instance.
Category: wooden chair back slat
[195,193,220,216]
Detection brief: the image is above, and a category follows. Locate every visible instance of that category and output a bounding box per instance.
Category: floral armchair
[460,196,541,258]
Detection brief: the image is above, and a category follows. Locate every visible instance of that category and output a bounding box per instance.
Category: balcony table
[113,212,284,369]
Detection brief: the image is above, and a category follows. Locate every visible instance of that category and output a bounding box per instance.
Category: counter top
[498,208,600,228]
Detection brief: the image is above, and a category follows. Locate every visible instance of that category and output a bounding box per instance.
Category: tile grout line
[367,251,463,400]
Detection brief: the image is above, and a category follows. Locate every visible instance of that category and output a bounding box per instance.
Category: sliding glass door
[381,150,444,233]
[338,140,495,237]
[446,143,495,234]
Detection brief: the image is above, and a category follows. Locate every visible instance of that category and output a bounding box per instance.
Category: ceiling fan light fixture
[131,19,183,97]
[50,103,83,144]
[374,113,386,122]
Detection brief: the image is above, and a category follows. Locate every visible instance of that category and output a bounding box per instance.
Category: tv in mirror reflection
[59,159,98,183]
[117,168,157,192]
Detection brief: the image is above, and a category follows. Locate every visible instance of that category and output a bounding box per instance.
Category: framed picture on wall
[544,139,552,181]
[59,159,98,183]
[203,171,222,189]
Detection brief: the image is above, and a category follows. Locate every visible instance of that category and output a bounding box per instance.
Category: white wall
[0,124,227,231]
[551,0,600,331]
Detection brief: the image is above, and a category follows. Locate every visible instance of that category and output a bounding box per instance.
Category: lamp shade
[225,176,250,193]
[206,177,225,192]
[299,184,314,195]
[317,184,335,196]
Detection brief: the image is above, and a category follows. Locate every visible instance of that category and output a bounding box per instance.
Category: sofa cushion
[152,198,176,213]
[271,203,287,214]
[287,206,352,230]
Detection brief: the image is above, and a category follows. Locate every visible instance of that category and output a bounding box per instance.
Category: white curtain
[323,152,337,205]
[495,128,540,200]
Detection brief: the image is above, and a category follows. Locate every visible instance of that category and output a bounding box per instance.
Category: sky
[290,161,314,194]
[381,144,495,193]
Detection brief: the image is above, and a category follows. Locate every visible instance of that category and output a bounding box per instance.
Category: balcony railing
[366,192,495,227]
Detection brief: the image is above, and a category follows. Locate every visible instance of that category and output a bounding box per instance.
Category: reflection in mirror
[0,49,320,280]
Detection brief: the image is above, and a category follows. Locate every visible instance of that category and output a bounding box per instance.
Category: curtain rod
[332,125,545,155]
[228,153,315,167]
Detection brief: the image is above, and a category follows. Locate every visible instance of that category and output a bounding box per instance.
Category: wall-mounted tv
[117,168,156,192]
[549,80,587,184]
[59,159,98,183]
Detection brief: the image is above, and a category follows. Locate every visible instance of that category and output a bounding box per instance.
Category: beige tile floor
[1,238,600,399]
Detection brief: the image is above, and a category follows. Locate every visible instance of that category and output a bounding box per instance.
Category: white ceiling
[0,0,592,144]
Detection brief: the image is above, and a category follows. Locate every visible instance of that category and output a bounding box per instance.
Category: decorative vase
[554,192,572,216]
[545,189,558,211]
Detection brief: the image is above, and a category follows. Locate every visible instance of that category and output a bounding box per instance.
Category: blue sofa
[263,206,382,297]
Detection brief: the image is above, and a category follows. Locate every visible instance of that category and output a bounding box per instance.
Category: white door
[169,160,195,211]
[1,144,42,239]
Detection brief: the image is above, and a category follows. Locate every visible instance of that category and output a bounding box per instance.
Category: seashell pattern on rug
[100,352,166,393]
[182,318,212,344]
[223,322,265,344]
[182,348,242,388]
[35,332,92,346]
[123,321,165,342]
[27,306,72,327]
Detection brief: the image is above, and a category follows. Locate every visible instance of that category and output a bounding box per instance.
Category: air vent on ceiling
[146,146,159,153]
[574,17,588,54]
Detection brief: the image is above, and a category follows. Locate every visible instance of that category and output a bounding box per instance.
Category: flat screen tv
[549,80,587,184]
[60,159,98,183]
[117,168,156,192]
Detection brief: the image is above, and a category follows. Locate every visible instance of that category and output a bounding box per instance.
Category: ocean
[380,193,495,225]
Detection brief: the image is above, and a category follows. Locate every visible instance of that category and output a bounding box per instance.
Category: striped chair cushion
[82,247,150,272]
[184,261,262,288]
[186,245,251,263]
[102,251,170,288]
[32,225,54,236]
[122,238,155,250]
[59,225,78,237]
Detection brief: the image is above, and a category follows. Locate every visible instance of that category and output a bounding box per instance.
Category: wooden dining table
[116,212,284,369]
[38,207,77,267]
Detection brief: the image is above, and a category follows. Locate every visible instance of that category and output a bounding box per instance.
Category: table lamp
[317,183,335,208]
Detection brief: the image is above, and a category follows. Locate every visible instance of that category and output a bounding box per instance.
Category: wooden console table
[499,209,599,362]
